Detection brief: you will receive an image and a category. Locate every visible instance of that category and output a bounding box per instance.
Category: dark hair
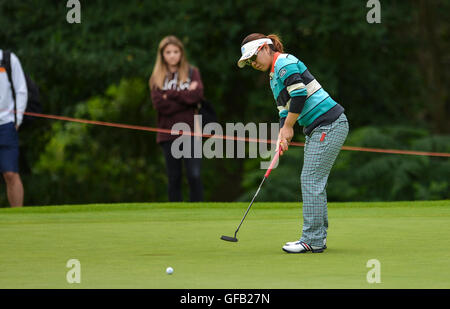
[241,33,284,53]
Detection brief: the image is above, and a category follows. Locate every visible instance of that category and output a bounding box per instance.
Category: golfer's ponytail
[267,34,284,53]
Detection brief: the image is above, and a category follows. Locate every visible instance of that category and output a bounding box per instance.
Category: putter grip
[264,148,281,178]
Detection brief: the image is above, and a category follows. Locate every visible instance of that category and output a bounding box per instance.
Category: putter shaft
[234,176,266,235]
[222,148,281,242]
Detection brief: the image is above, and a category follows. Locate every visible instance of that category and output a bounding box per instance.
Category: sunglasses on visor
[245,43,266,66]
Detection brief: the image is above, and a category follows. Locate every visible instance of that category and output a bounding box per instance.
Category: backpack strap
[188,66,193,80]
[2,50,17,124]
[187,66,203,111]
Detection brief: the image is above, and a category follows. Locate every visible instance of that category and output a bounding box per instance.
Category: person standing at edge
[149,36,204,202]
[237,33,349,253]
[0,49,27,207]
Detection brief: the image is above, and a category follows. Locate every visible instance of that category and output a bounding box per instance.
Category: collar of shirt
[269,52,281,79]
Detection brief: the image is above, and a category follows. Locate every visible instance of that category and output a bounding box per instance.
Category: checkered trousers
[299,113,349,247]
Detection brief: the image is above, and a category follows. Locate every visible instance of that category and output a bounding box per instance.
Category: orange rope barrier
[23,111,450,158]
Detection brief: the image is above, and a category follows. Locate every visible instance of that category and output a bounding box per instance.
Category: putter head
[221,235,238,242]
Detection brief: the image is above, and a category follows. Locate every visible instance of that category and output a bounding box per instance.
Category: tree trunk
[416,0,449,133]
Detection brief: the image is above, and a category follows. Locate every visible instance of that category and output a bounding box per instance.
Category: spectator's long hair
[149,35,190,90]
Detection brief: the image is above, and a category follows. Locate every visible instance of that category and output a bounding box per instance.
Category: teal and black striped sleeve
[282,71,308,114]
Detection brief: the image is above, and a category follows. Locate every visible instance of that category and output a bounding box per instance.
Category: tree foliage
[0,0,448,205]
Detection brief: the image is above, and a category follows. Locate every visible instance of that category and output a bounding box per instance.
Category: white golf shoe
[282,240,326,253]
[285,238,327,248]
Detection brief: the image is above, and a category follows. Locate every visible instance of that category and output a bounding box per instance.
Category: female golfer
[150,35,204,202]
[237,33,349,253]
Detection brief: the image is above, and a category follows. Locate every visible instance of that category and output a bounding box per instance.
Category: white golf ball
[166,267,174,275]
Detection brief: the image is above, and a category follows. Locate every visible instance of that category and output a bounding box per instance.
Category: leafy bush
[30,78,167,205]
[0,1,448,205]
[239,126,450,202]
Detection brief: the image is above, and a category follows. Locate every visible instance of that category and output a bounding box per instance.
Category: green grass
[0,200,449,289]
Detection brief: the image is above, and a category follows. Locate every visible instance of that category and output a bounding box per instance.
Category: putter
[221,147,281,242]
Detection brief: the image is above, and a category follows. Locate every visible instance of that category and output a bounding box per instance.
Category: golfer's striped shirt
[269,53,344,135]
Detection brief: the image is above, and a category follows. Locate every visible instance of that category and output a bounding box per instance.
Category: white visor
[237,38,273,68]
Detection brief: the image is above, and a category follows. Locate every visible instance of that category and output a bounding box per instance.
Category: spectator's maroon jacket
[151,67,204,143]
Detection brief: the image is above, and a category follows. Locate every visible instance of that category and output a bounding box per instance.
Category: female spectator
[149,35,204,202]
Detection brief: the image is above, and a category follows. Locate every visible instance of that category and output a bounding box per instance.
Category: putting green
[0,200,449,289]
